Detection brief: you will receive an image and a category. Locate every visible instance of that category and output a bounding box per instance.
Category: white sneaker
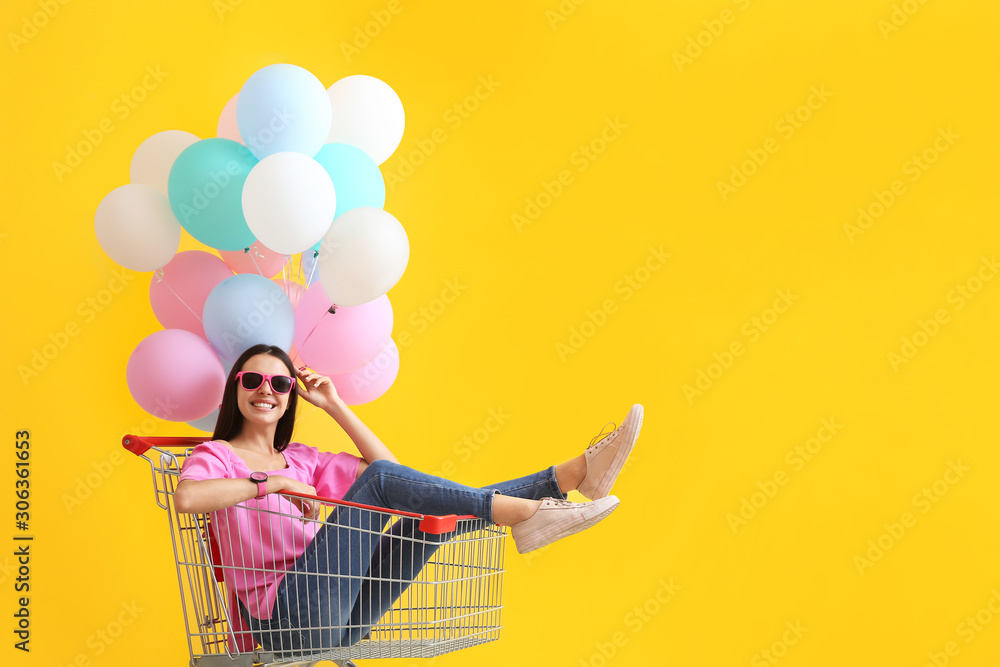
[511,496,620,554]
[578,404,643,500]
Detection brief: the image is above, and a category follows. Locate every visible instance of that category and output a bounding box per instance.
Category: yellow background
[3,0,1000,665]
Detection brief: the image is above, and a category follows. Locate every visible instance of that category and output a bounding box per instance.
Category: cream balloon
[316,207,409,306]
[129,130,200,196]
[326,75,404,165]
[241,152,337,255]
[95,183,181,271]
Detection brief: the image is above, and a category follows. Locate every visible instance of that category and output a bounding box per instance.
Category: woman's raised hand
[295,366,341,413]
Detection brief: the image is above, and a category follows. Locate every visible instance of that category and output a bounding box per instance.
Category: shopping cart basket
[124,435,508,667]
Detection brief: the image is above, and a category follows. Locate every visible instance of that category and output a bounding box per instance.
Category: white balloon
[317,207,409,306]
[94,184,181,271]
[129,130,200,196]
[326,75,405,165]
[241,152,337,255]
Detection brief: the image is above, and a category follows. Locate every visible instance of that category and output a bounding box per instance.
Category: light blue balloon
[309,142,387,252]
[237,64,332,159]
[203,274,295,363]
[301,249,320,287]
[168,138,257,251]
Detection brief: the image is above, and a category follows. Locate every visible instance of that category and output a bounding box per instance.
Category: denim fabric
[242,460,565,654]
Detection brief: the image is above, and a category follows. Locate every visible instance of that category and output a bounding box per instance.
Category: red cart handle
[122,434,469,534]
[123,434,211,456]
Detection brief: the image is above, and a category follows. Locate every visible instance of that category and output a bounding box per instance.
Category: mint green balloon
[168,138,257,251]
[310,143,386,252]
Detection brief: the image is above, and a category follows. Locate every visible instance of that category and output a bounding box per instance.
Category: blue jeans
[242,459,565,655]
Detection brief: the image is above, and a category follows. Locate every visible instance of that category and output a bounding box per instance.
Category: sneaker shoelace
[588,421,619,450]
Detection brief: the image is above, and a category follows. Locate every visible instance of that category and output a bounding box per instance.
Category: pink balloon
[150,251,233,337]
[217,93,243,143]
[219,241,287,278]
[294,282,393,375]
[274,278,306,309]
[126,329,227,421]
[330,339,399,405]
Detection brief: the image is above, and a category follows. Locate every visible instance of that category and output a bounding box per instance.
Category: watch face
[250,472,267,483]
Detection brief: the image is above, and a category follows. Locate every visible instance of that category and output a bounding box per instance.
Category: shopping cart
[124,435,508,667]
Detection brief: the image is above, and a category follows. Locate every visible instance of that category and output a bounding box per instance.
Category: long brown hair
[212,344,298,452]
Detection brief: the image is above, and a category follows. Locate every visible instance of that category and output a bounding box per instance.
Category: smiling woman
[171,343,642,653]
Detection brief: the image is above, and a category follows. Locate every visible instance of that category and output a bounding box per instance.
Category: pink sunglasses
[235,371,295,394]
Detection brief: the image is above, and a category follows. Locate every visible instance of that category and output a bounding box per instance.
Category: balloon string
[305,250,319,288]
[246,245,267,276]
[155,270,203,323]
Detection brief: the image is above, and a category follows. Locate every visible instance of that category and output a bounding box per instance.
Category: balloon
[188,408,219,433]
[329,339,399,405]
[294,282,393,375]
[242,152,336,255]
[237,63,332,159]
[217,94,243,143]
[168,138,257,251]
[203,274,295,363]
[326,75,405,165]
[150,251,233,337]
[308,142,386,252]
[130,130,200,196]
[95,184,181,271]
[126,329,227,421]
[316,207,409,306]
[220,241,287,278]
[274,278,306,309]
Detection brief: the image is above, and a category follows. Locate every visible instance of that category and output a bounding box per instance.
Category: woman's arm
[296,367,399,465]
[325,397,399,465]
[174,475,319,517]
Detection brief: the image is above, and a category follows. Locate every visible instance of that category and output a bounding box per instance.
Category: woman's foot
[510,496,620,554]
[578,404,643,500]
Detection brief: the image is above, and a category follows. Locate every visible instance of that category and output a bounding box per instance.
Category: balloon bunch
[94,64,409,430]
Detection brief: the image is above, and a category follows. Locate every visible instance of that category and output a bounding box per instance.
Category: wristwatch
[249,471,268,500]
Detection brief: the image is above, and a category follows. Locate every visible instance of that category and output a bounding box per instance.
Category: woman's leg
[344,464,576,644]
[263,459,544,651]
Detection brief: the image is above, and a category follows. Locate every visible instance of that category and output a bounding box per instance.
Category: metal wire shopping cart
[124,435,508,667]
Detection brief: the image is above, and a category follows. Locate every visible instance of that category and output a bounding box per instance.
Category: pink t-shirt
[178,440,362,621]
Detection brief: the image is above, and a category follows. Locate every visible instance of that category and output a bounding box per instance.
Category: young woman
[174,343,643,654]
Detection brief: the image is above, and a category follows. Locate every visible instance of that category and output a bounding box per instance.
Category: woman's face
[235,353,294,428]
